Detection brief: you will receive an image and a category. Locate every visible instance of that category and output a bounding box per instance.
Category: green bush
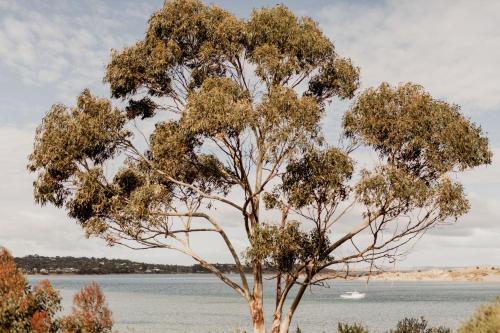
[337,322,369,333]
[458,297,500,333]
[386,317,451,333]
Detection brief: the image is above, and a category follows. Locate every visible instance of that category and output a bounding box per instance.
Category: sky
[0,0,499,268]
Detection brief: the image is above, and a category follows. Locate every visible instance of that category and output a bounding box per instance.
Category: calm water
[28,274,499,333]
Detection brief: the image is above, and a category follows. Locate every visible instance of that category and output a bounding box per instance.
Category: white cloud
[319,0,500,112]
[0,1,159,103]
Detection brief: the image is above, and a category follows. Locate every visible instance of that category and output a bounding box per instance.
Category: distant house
[62,267,78,273]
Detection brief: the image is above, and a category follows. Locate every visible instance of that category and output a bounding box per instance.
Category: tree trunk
[251,261,265,333]
[270,312,281,333]
[279,278,309,333]
[270,273,282,333]
[250,296,265,333]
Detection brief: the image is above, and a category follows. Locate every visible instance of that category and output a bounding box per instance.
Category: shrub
[59,282,113,333]
[458,297,500,333]
[0,247,113,333]
[386,317,451,333]
[0,248,61,332]
[337,322,369,333]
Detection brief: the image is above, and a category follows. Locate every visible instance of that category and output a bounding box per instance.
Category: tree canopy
[28,1,492,332]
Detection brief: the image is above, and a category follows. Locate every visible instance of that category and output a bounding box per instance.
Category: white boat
[340,291,365,299]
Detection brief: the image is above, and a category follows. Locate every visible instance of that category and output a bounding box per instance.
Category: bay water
[28,274,499,333]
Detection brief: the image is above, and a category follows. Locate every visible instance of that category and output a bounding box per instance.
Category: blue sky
[0,0,499,267]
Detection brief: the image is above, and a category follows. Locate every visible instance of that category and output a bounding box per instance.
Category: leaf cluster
[280,148,353,209]
[257,85,324,152]
[346,83,491,221]
[105,0,245,99]
[246,5,333,85]
[244,223,332,273]
[28,90,129,207]
[344,83,492,182]
[356,165,469,220]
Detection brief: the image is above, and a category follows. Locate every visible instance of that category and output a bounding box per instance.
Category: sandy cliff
[360,266,500,282]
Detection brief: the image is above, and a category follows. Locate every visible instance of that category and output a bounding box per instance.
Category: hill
[14,255,247,275]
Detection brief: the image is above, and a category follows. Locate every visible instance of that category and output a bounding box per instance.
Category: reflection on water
[28,274,500,333]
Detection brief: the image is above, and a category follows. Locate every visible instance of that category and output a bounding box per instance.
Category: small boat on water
[340,291,365,299]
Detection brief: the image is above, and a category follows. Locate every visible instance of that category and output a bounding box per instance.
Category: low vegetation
[337,322,368,333]
[0,248,113,333]
[385,317,451,333]
[335,318,450,333]
[295,303,500,333]
[457,297,500,333]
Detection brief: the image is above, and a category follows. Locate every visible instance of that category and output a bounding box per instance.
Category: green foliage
[281,148,353,209]
[435,178,470,219]
[355,165,470,220]
[28,89,129,207]
[246,5,334,85]
[105,0,245,97]
[257,85,324,150]
[307,57,359,101]
[183,77,253,137]
[457,297,500,333]
[337,322,369,333]
[244,223,332,272]
[386,317,451,333]
[67,167,113,229]
[244,222,305,272]
[344,83,492,181]
[355,165,431,218]
[149,120,233,193]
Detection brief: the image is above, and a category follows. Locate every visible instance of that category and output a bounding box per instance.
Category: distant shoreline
[17,255,500,282]
[26,272,217,276]
[27,269,500,284]
[321,266,500,283]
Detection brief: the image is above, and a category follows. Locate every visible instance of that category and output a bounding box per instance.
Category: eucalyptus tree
[28,1,492,332]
